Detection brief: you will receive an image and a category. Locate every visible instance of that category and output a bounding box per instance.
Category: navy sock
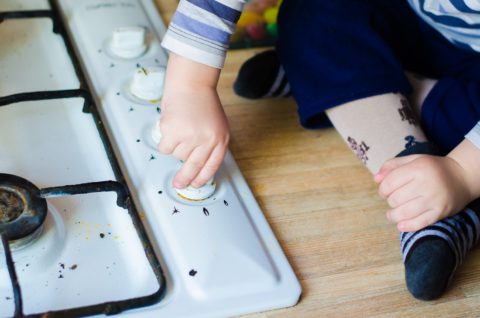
[397,142,480,300]
[233,50,291,99]
[401,206,480,300]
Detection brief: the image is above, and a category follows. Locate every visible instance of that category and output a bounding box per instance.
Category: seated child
[159,0,480,300]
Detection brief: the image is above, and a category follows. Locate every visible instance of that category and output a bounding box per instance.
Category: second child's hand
[374,139,480,232]
[375,154,471,231]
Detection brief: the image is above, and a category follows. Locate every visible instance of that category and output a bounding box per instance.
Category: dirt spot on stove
[57,263,79,278]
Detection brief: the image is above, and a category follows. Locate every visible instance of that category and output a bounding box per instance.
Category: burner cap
[0,174,47,241]
[0,189,24,223]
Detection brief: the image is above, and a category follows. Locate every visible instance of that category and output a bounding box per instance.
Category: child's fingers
[191,144,226,188]
[386,196,427,223]
[374,155,420,183]
[397,209,437,232]
[171,143,194,162]
[158,136,179,155]
[383,154,421,170]
[378,166,415,199]
[173,146,212,189]
[385,180,419,208]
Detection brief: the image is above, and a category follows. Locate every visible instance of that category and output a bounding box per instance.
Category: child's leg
[325,93,425,174]
[404,72,437,118]
[275,0,432,173]
[326,85,480,301]
[400,60,480,298]
[275,0,480,300]
[420,77,480,152]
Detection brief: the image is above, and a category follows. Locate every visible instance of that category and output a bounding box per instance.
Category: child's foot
[395,141,479,300]
[233,50,291,99]
[401,202,480,300]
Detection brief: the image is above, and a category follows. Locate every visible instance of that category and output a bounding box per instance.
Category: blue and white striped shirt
[161,0,480,147]
[161,0,245,68]
[408,0,480,52]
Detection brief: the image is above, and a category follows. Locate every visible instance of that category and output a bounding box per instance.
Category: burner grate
[1,235,22,318]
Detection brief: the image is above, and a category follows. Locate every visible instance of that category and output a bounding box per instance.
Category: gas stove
[0,1,301,317]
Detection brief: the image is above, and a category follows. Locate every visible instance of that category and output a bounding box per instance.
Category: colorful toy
[230,0,282,49]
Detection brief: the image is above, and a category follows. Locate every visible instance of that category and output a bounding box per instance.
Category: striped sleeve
[465,121,480,149]
[161,0,246,68]
[407,0,480,53]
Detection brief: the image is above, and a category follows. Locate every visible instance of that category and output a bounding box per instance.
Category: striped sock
[401,205,480,300]
[233,50,291,99]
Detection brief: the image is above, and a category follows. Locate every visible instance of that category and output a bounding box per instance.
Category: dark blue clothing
[276,0,480,153]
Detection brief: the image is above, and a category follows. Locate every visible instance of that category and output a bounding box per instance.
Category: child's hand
[374,154,473,232]
[158,54,230,189]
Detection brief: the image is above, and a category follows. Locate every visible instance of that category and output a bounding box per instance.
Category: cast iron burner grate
[0,2,166,317]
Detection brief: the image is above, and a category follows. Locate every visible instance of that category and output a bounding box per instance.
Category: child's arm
[158,0,246,188]
[374,128,480,232]
[159,53,230,189]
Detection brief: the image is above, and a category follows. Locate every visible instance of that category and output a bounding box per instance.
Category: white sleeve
[465,121,480,149]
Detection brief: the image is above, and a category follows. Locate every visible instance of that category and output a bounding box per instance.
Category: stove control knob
[175,178,216,201]
[130,67,165,101]
[110,26,147,59]
[151,119,162,145]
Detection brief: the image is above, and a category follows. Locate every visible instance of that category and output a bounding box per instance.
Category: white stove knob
[130,67,165,101]
[175,178,216,201]
[110,26,147,59]
[151,119,162,145]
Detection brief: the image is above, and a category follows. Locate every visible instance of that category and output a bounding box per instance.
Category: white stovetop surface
[0,1,160,316]
[0,0,49,11]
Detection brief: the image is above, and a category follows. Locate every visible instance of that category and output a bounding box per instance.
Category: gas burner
[0,174,47,242]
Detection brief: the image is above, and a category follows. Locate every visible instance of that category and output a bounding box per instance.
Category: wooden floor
[156,2,480,317]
